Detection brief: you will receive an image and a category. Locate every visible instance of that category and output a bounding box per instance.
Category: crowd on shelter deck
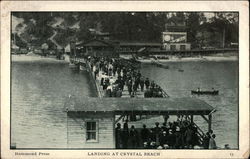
[86,56,166,98]
[115,115,217,149]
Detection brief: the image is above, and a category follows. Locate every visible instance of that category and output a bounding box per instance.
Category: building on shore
[162,18,191,51]
[118,41,161,53]
[75,39,162,57]
[75,39,117,57]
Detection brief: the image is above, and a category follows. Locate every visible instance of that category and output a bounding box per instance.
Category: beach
[137,55,238,63]
[11,54,68,63]
[12,53,238,63]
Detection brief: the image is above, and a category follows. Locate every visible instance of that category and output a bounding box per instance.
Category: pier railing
[187,116,206,145]
[86,61,104,98]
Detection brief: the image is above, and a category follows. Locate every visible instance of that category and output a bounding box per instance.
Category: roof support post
[191,115,193,123]
[113,113,116,148]
[208,114,212,132]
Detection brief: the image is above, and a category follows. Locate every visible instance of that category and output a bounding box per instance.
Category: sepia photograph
[10,11,239,150]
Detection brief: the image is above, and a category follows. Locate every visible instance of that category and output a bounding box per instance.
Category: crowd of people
[115,115,217,149]
[86,56,166,98]
[85,56,219,149]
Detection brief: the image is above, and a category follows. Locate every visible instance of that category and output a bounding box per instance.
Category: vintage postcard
[1,1,249,159]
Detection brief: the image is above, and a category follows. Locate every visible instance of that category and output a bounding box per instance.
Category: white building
[162,32,191,51]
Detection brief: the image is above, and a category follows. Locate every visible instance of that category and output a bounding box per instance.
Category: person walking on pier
[94,67,99,80]
[116,88,122,97]
[127,79,133,95]
[140,77,145,92]
[133,81,138,96]
[150,81,156,89]
[145,78,150,89]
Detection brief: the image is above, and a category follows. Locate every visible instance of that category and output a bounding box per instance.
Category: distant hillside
[12,12,238,49]
[12,13,80,49]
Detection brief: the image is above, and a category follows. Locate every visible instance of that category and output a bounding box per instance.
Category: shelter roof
[119,42,161,47]
[76,39,114,47]
[64,97,215,115]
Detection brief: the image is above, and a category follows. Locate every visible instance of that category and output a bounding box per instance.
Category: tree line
[12,12,238,49]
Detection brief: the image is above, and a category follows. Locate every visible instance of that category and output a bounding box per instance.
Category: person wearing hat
[161,122,168,134]
[163,144,169,149]
[122,122,129,149]
[139,77,145,92]
[150,141,156,149]
[203,132,210,149]
[185,125,194,148]
[129,125,138,148]
[153,122,161,146]
[174,126,182,148]
[115,123,122,149]
[116,88,122,98]
[144,88,151,98]
[167,129,175,148]
[145,78,150,89]
[143,142,149,149]
[141,124,150,144]
[127,79,133,95]
[159,131,168,147]
[209,134,217,149]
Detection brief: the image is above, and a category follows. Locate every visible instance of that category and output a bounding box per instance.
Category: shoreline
[137,56,238,63]
[12,54,68,63]
[12,54,238,63]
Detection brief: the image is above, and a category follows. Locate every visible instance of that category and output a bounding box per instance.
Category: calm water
[11,60,238,148]
[140,61,238,149]
[11,61,97,148]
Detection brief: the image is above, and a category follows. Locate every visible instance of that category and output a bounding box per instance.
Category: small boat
[79,61,87,71]
[191,90,219,95]
[178,69,184,72]
[69,62,77,68]
[151,59,169,69]
[69,60,79,69]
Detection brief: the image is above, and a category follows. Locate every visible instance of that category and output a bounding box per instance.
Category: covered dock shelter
[64,97,215,148]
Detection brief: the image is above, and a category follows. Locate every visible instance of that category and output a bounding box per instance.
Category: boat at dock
[69,62,78,69]
[69,58,88,71]
[79,61,87,71]
[151,59,169,69]
[191,90,219,95]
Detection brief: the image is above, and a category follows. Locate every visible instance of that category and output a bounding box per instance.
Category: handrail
[186,116,206,145]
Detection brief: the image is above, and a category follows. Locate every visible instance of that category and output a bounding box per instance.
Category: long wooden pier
[67,58,214,148]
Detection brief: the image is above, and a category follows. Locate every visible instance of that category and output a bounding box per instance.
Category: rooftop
[64,97,215,115]
[119,42,161,46]
[75,39,162,48]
